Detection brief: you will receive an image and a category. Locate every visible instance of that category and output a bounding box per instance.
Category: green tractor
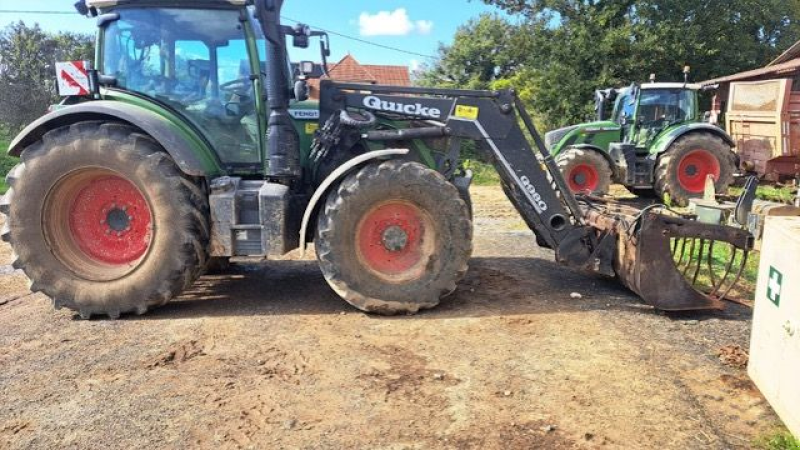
[0,0,755,319]
[546,78,737,206]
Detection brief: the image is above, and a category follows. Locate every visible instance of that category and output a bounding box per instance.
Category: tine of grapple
[711,247,738,297]
[683,239,698,275]
[672,237,679,255]
[706,240,717,287]
[692,239,705,284]
[719,250,749,302]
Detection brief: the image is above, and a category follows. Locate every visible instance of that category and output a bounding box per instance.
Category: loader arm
[318,81,754,311]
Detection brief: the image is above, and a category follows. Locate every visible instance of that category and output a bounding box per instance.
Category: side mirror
[294,80,309,101]
[298,61,315,77]
[292,24,311,48]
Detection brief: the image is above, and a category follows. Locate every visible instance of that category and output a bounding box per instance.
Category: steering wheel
[219,78,252,97]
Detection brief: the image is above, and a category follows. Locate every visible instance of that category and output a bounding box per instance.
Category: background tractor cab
[547,73,736,206]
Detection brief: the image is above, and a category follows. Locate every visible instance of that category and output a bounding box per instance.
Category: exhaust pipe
[256,0,300,180]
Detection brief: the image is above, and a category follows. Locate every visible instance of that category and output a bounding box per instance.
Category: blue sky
[0,1,506,68]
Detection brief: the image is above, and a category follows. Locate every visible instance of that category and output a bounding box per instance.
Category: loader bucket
[585,207,754,311]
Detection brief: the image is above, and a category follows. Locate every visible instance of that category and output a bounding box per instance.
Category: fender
[8,101,222,177]
[651,123,736,156]
[299,148,410,253]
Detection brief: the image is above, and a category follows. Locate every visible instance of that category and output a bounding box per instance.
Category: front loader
[0,0,753,319]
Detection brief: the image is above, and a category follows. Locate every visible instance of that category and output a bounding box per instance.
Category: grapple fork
[586,206,754,311]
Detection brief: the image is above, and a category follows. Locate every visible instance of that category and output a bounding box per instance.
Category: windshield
[637,89,696,123]
[101,7,265,165]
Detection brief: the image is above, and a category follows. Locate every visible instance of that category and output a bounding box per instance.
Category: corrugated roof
[702,58,800,85]
[769,40,800,67]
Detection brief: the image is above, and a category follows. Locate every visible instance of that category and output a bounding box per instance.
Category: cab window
[102,8,261,164]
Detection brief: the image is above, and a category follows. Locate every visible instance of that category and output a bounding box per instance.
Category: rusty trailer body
[726,79,800,179]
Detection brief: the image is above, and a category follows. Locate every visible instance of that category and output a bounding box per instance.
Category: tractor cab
[610,83,701,151]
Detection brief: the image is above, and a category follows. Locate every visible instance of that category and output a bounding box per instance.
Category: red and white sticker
[56,61,92,96]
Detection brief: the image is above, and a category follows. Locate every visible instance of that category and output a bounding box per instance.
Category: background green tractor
[546,79,737,206]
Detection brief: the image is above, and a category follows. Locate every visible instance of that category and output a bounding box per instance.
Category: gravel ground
[0,186,778,449]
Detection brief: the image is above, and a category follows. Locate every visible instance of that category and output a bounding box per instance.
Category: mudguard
[650,123,736,156]
[299,148,410,252]
[7,101,222,177]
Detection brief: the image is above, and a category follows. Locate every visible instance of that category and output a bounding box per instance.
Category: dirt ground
[0,186,779,449]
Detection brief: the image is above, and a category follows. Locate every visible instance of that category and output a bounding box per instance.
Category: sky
[0,0,507,69]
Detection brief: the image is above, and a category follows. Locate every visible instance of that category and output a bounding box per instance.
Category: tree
[417,14,525,90]
[422,0,800,131]
[0,22,94,132]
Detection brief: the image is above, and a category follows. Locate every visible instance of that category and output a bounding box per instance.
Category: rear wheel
[0,122,209,319]
[556,148,613,195]
[655,133,735,206]
[315,160,472,315]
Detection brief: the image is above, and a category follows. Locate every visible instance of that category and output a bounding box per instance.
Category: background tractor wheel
[655,133,735,207]
[315,160,472,315]
[0,122,209,319]
[556,148,613,195]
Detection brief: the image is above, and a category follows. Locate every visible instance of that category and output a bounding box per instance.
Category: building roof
[769,40,800,67]
[305,55,411,99]
[702,58,800,85]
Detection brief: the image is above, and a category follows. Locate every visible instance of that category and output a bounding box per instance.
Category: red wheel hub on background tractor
[568,164,599,193]
[356,201,434,281]
[677,149,720,193]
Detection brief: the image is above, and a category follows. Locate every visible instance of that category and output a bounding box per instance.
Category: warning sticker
[305,123,319,134]
[455,105,479,120]
[56,61,92,96]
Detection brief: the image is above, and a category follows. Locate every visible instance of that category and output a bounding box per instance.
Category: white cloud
[410,59,420,71]
[416,20,434,35]
[358,9,433,36]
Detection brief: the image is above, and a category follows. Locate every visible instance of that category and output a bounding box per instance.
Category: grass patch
[729,185,797,204]
[672,238,760,301]
[755,428,800,450]
[461,159,501,186]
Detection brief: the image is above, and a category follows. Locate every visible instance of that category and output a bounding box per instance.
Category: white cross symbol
[768,271,782,302]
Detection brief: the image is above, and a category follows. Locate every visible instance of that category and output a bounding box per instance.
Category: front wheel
[315,160,472,315]
[556,148,613,195]
[655,133,736,206]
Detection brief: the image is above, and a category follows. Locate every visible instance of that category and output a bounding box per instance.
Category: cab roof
[640,82,702,90]
[85,0,248,9]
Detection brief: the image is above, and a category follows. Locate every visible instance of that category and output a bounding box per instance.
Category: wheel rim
[567,164,599,193]
[44,169,153,281]
[677,149,721,193]
[356,201,435,283]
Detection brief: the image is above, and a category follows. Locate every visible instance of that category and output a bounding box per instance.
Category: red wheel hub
[567,164,599,193]
[677,149,720,193]
[357,202,429,278]
[68,175,152,265]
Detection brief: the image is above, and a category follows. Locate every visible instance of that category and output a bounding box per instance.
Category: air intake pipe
[256,0,301,180]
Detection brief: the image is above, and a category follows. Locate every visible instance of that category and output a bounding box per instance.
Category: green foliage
[755,428,800,450]
[729,185,798,204]
[0,22,94,132]
[461,159,501,186]
[423,1,800,131]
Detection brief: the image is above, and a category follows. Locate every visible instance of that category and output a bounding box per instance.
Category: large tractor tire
[315,160,472,315]
[556,148,613,195]
[655,133,735,207]
[0,122,209,319]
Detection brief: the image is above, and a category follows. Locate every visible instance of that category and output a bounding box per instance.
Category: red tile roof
[305,55,411,99]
